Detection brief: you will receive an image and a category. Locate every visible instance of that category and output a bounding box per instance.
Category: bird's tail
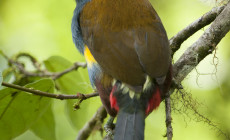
[114,107,145,140]
[110,81,150,140]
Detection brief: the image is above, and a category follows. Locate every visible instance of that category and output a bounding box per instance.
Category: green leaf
[0,79,55,140]
[30,105,56,140]
[44,56,91,94]
[44,56,101,130]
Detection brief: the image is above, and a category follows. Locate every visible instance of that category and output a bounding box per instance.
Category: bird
[71,0,173,139]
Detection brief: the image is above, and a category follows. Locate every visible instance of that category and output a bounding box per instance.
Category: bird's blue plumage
[72,0,100,87]
[71,0,91,54]
[87,62,102,87]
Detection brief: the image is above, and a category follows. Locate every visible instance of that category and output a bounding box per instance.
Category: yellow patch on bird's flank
[84,46,96,67]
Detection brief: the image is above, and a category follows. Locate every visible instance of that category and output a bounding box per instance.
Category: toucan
[71,0,172,139]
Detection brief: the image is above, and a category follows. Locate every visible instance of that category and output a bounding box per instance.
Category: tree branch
[165,3,230,140]
[1,82,98,100]
[170,5,225,56]
[172,2,230,85]
[76,106,107,140]
[166,5,230,138]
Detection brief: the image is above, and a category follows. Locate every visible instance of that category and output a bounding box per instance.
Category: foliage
[0,53,102,140]
[44,56,100,131]
[0,79,55,140]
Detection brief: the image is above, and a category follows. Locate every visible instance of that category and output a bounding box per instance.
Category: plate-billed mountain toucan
[71,0,172,139]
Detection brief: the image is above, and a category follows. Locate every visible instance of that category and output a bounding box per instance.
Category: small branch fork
[7,54,87,80]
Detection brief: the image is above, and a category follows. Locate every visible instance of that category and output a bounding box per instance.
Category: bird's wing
[80,0,171,86]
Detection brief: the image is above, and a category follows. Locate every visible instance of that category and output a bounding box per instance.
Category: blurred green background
[0,0,230,139]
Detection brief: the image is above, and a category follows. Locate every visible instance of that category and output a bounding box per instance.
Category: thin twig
[52,62,87,80]
[5,53,87,80]
[1,82,98,100]
[165,93,173,140]
[16,52,41,71]
[76,106,107,140]
[170,5,225,56]
[9,58,87,80]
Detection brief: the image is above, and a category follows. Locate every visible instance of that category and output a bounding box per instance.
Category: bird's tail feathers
[111,82,149,140]
[114,108,145,140]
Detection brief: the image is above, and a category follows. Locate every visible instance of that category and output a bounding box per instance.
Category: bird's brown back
[80,0,171,86]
